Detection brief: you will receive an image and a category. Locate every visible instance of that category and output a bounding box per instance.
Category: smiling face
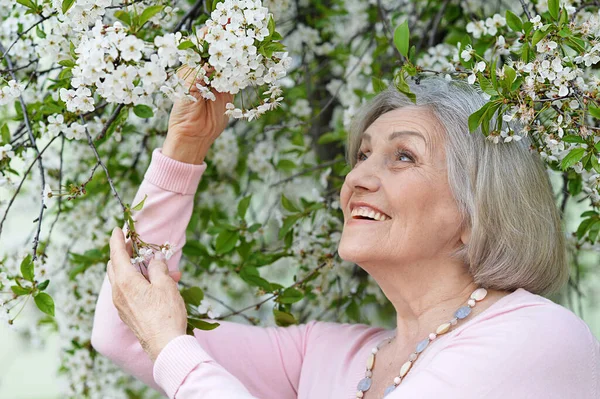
[338,106,469,272]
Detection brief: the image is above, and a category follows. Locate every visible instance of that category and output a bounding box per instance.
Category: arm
[389,304,600,399]
[91,148,311,398]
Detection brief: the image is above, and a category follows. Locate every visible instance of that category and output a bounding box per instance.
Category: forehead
[361,106,444,156]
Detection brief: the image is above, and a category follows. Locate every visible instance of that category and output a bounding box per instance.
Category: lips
[349,201,391,221]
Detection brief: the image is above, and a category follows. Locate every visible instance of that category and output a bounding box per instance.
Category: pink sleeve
[91,148,310,399]
[388,304,600,398]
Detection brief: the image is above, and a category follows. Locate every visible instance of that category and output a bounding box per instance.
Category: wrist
[162,135,211,165]
[148,331,185,362]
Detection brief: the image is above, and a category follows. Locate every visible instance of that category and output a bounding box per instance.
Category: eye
[395,149,415,162]
[355,148,415,163]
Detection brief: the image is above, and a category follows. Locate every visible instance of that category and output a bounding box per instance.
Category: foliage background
[1,0,599,398]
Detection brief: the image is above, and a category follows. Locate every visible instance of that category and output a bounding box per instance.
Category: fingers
[147,258,169,284]
[169,270,182,283]
[109,227,138,280]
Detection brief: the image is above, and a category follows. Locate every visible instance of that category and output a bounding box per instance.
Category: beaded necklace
[356,287,489,398]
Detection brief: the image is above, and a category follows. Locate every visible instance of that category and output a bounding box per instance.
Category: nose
[345,157,381,193]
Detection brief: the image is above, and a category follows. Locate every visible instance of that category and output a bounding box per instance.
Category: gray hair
[345,76,568,296]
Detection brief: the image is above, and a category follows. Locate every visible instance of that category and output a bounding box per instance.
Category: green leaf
[133,104,154,118]
[273,309,297,326]
[181,286,204,307]
[11,286,30,296]
[276,287,304,304]
[371,77,387,93]
[276,159,297,172]
[114,10,132,26]
[589,104,600,119]
[188,317,220,331]
[505,10,523,32]
[393,21,410,58]
[237,195,252,219]
[548,0,560,20]
[239,266,272,291]
[562,135,585,143]
[281,195,300,213]
[215,230,239,254]
[278,214,301,239]
[20,254,34,282]
[581,210,598,218]
[58,59,75,67]
[131,194,148,211]
[37,279,50,291]
[183,241,209,257]
[16,0,36,11]
[504,65,516,85]
[139,5,164,27]
[561,148,586,170]
[1,124,10,144]
[36,25,46,39]
[468,102,493,133]
[34,292,55,317]
[267,15,275,36]
[62,0,76,14]
[577,218,595,240]
[591,154,600,174]
[588,220,600,243]
[177,41,196,50]
[532,29,548,46]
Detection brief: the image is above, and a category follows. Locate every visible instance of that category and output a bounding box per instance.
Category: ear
[460,225,471,246]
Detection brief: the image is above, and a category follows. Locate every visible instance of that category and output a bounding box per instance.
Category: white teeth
[351,206,390,221]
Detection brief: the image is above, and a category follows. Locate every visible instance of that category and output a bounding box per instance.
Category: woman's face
[338,106,468,269]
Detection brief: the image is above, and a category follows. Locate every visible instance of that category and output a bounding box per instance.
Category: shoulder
[446,288,600,396]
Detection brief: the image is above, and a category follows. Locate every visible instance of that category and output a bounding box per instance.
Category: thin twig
[518,0,532,20]
[0,135,59,237]
[0,41,46,260]
[270,158,343,187]
[94,104,125,141]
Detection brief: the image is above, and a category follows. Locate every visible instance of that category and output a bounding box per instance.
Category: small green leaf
[276,159,297,172]
[34,292,55,317]
[188,317,220,330]
[36,25,46,39]
[532,29,548,46]
[278,214,301,239]
[562,135,585,143]
[268,15,275,36]
[239,266,272,291]
[1,124,10,144]
[11,286,30,296]
[468,102,493,133]
[20,254,34,282]
[371,77,387,93]
[393,21,410,58]
[577,218,595,240]
[273,309,297,326]
[589,104,600,119]
[37,280,50,291]
[504,65,516,85]
[276,287,304,304]
[133,104,154,118]
[177,41,196,50]
[181,286,204,307]
[114,10,132,26]
[281,195,300,213]
[581,210,598,218]
[215,230,239,254]
[131,194,148,212]
[16,0,36,11]
[62,0,76,14]
[237,195,252,219]
[505,10,523,32]
[561,148,586,170]
[548,0,560,20]
[139,5,164,27]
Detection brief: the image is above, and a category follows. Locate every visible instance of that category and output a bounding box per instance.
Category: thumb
[147,258,169,283]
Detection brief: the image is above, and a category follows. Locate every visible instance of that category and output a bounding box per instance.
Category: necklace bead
[355,287,488,398]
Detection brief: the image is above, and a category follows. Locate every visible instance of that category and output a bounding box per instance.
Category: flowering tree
[0,0,598,397]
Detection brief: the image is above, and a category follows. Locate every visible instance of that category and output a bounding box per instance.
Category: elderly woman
[91,75,600,399]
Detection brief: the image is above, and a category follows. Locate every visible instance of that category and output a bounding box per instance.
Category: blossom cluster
[0,79,25,105]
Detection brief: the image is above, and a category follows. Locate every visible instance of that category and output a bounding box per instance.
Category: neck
[363,255,498,358]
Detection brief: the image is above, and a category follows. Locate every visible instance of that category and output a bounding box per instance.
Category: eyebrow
[360,130,427,144]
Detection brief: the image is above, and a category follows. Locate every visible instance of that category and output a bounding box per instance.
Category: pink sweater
[91,148,600,399]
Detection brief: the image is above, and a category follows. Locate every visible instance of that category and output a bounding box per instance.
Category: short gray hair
[345,76,568,296]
